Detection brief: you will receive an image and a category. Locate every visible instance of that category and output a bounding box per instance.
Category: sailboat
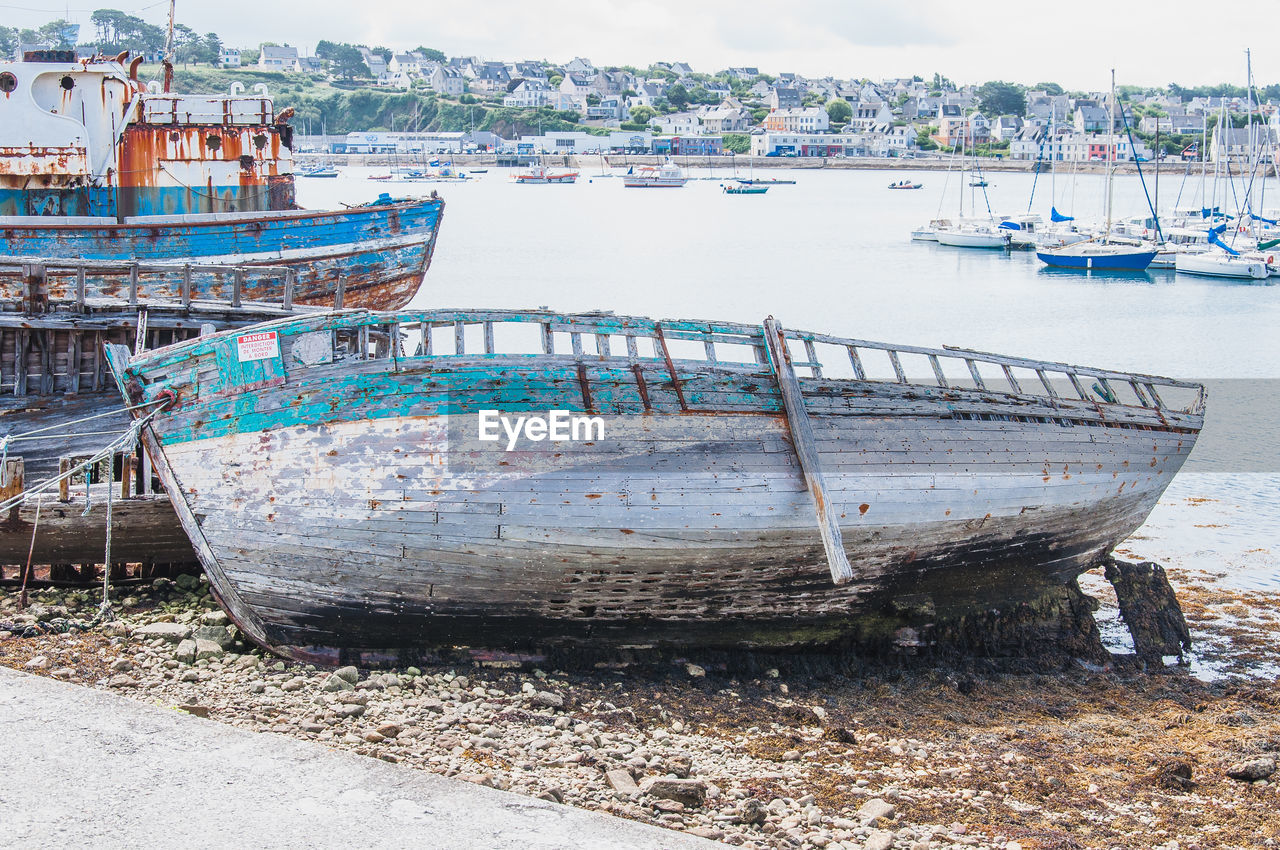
[1038,71,1157,271]
[935,137,1010,249]
[1173,52,1275,281]
[1174,225,1269,278]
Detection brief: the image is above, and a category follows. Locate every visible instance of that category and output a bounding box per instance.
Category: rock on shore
[2,575,1279,850]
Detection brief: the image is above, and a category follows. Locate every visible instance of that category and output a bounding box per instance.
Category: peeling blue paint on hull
[108,309,1204,662]
[0,197,444,308]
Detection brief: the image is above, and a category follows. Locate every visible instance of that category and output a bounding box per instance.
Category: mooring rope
[0,400,172,515]
[99,471,115,623]
[18,495,40,610]
[1,399,168,445]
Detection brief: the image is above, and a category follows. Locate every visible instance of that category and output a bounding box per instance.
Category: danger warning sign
[236,331,280,362]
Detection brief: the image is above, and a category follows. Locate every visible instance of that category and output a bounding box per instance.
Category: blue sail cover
[1208,224,1240,257]
[1050,207,1074,223]
[1252,214,1278,225]
[999,221,1021,230]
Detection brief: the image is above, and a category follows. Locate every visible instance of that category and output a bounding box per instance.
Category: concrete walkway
[0,668,720,849]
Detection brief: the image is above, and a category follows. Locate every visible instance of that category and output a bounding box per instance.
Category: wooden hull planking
[109,310,1204,662]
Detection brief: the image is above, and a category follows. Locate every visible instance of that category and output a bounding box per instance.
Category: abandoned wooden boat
[107,309,1205,664]
[0,50,444,309]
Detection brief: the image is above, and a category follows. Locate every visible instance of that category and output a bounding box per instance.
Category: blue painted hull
[1036,249,1157,270]
[0,198,445,309]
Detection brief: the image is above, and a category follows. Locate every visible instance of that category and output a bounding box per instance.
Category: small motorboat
[724,182,769,195]
[514,166,578,184]
[888,179,923,190]
[299,165,339,178]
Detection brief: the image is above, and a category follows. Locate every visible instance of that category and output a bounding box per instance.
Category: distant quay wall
[297,152,1214,176]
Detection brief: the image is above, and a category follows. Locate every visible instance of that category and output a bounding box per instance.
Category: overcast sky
[6,1,1270,92]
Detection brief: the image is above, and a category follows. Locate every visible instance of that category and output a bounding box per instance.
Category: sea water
[297,166,1280,600]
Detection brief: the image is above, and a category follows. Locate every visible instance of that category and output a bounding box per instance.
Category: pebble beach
[3,563,1278,850]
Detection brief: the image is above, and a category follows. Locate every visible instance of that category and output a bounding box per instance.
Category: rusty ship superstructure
[0,50,445,576]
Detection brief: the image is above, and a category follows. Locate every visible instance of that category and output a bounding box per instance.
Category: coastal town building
[504,79,551,108]
[763,107,829,133]
[257,45,299,70]
[428,65,465,96]
[1211,127,1277,164]
[699,105,752,133]
[218,47,241,68]
[750,131,856,157]
[650,111,702,135]
[769,86,802,111]
[340,131,467,154]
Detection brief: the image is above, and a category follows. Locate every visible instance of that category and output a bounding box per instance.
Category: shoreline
[297,152,1237,177]
[2,562,1277,850]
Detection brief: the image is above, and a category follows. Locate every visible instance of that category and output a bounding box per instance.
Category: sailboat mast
[162,0,176,92]
[1105,69,1115,243]
[1245,48,1256,231]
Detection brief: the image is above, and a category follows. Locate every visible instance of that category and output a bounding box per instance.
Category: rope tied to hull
[0,399,172,515]
[99,471,115,623]
[0,400,170,446]
[18,495,40,611]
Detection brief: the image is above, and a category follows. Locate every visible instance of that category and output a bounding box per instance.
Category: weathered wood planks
[109,307,1205,659]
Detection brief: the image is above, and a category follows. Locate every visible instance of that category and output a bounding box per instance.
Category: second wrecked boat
[108,309,1205,664]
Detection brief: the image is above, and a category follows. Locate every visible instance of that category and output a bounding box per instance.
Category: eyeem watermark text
[477,410,605,451]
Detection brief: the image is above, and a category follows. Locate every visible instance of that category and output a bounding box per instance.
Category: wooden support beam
[1002,365,1022,395]
[68,331,82,394]
[128,264,138,306]
[15,329,28,396]
[762,317,854,587]
[803,339,820,378]
[75,266,86,312]
[232,268,244,308]
[888,350,907,384]
[965,359,987,391]
[334,275,345,310]
[1,458,24,502]
[181,264,192,308]
[58,458,71,502]
[23,263,47,314]
[117,452,130,499]
[847,346,866,381]
[282,268,295,312]
[929,354,948,388]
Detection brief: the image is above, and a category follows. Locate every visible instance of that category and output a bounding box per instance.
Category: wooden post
[75,266,87,311]
[68,331,82,394]
[58,457,71,502]
[128,263,139,306]
[142,445,153,495]
[282,268,295,312]
[334,275,345,310]
[0,458,24,501]
[181,264,192,307]
[762,317,854,586]
[23,263,47,314]
[14,329,28,396]
[120,453,134,499]
[232,267,244,308]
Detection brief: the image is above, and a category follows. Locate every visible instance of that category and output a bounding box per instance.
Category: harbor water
[297,166,1279,607]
